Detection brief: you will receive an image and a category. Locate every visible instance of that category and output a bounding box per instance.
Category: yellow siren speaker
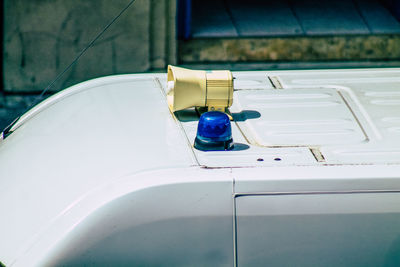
[167,65,233,113]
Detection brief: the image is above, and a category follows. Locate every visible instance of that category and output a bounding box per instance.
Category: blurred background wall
[3,0,176,93]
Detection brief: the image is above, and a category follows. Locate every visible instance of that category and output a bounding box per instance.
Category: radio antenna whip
[2,0,137,137]
[38,0,137,100]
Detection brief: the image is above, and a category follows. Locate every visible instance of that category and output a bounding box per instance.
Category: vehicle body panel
[1,69,400,266]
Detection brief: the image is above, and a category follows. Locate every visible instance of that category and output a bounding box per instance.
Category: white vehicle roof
[1,68,400,266]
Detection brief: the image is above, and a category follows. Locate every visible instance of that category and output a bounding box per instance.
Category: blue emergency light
[194,111,234,151]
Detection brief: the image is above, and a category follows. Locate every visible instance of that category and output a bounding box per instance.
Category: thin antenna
[38,0,137,100]
[2,0,137,137]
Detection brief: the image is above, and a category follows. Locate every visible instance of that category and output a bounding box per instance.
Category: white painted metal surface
[1,69,400,266]
[0,75,204,266]
[236,193,400,266]
[234,88,367,146]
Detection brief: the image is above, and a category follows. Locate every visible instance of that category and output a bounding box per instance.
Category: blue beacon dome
[194,111,234,151]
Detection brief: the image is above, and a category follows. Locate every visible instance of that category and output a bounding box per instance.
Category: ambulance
[1,66,400,266]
